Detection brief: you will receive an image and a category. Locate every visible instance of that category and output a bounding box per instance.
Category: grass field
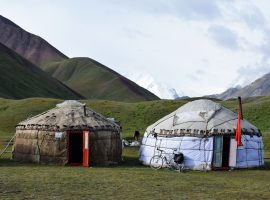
[0,97,270,199]
[1,147,270,200]
[1,96,270,141]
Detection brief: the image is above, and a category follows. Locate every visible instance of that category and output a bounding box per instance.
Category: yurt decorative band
[154,128,261,137]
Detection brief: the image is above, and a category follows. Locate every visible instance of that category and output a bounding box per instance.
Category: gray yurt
[12,100,122,166]
[139,99,264,170]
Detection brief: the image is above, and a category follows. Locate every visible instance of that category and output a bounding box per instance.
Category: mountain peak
[0,15,68,66]
[207,72,270,100]
[129,73,183,99]
[0,15,20,28]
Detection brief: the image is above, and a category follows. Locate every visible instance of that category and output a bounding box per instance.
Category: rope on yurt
[0,134,15,158]
[258,138,262,166]
[260,139,262,165]
[150,112,176,131]
[36,129,41,164]
[153,136,162,157]
[203,121,210,170]
[244,135,248,168]
[178,136,184,152]
[198,136,207,170]
[20,107,56,125]
[254,138,259,166]
[260,139,263,165]
[144,129,155,147]
[257,140,260,166]
[203,138,207,170]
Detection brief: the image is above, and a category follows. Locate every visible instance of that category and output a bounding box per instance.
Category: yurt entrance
[213,136,231,169]
[68,131,90,167]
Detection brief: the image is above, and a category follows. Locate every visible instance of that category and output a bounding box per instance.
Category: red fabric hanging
[236,111,243,146]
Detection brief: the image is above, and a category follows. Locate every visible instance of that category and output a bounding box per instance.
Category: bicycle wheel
[150,155,164,170]
[169,159,184,172]
[179,164,184,172]
[168,158,179,170]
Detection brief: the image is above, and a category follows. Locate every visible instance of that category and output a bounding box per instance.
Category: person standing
[133,130,140,141]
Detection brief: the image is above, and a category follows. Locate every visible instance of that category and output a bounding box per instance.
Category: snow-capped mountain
[128,73,184,99]
[207,72,270,100]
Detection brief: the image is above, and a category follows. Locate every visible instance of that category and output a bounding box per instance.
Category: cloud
[101,0,222,21]
[122,27,150,40]
[208,25,240,50]
[256,28,270,61]
[187,74,200,81]
[230,58,270,87]
[170,0,222,20]
[242,6,265,28]
[196,69,206,75]
[236,3,266,29]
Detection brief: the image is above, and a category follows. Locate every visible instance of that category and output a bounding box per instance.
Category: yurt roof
[146,99,260,137]
[16,100,120,131]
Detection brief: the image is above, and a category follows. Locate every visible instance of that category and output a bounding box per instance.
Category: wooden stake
[238,96,243,120]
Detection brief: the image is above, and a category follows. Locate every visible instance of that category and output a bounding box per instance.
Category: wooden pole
[83,105,86,116]
[238,96,243,120]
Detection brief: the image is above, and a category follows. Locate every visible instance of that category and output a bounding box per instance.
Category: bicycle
[150,148,184,172]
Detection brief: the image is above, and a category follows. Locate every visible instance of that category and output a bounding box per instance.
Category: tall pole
[238,96,243,120]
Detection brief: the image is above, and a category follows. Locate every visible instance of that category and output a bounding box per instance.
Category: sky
[1,0,270,96]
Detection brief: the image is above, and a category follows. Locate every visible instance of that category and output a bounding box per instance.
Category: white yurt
[139,99,264,170]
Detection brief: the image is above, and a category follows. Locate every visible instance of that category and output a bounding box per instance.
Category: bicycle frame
[150,148,185,171]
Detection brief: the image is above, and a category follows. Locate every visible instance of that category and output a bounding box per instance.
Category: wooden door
[213,136,222,168]
[229,138,237,167]
[83,131,89,167]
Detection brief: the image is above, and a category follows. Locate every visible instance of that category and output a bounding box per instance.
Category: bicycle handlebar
[156,148,180,154]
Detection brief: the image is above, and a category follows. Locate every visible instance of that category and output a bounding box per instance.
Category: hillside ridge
[0,42,83,99]
[0,15,68,66]
[208,72,270,100]
[43,57,159,102]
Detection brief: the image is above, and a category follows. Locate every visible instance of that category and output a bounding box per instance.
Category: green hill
[42,57,159,102]
[0,43,83,99]
[1,15,158,102]
[0,96,269,141]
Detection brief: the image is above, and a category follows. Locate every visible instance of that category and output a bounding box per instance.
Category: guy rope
[0,135,15,158]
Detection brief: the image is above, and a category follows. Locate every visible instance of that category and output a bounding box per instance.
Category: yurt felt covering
[12,100,122,165]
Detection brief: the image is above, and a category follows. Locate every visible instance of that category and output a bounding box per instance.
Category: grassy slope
[42,57,159,102]
[0,43,83,100]
[0,96,269,149]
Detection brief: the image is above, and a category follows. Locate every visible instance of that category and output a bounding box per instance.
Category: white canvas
[140,100,264,170]
[139,134,213,170]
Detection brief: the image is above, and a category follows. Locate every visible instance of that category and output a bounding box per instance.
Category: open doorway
[213,135,231,169]
[222,136,230,167]
[68,131,83,164]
